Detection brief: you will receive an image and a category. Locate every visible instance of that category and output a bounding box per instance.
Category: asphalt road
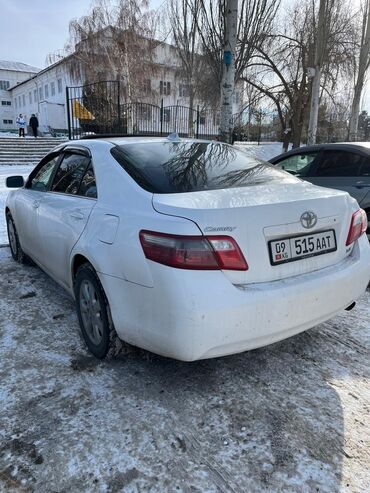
[0,246,369,493]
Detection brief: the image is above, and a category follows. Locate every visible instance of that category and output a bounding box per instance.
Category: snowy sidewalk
[0,246,369,492]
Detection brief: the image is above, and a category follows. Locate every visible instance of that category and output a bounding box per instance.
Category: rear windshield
[111,141,287,194]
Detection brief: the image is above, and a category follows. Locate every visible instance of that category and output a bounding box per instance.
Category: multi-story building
[0,60,40,131]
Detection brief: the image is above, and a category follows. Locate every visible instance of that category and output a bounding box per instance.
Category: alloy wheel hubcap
[79,280,104,345]
[8,220,17,255]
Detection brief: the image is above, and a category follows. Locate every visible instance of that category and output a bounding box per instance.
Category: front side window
[51,153,91,195]
[38,87,43,101]
[29,155,61,192]
[22,94,25,106]
[57,78,63,94]
[51,81,55,96]
[275,152,319,176]
[44,84,49,98]
[316,150,363,177]
[111,141,292,194]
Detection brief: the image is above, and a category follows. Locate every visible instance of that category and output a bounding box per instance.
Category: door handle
[32,200,40,209]
[355,181,370,188]
[70,211,84,220]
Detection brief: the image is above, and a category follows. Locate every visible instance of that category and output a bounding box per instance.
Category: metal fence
[66,80,226,140]
[66,80,278,141]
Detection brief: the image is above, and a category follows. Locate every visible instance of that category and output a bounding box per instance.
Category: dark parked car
[270,143,370,236]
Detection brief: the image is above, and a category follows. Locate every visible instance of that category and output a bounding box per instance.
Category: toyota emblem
[300,211,317,229]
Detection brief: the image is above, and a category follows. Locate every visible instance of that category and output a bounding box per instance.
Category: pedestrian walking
[16,114,26,137]
[29,114,39,138]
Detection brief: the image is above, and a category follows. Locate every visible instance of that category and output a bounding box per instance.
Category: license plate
[269,229,337,266]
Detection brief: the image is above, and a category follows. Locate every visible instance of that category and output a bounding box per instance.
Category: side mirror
[6,176,25,188]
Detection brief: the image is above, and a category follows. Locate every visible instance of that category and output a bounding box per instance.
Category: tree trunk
[219,0,238,143]
[307,0,326,145]
[349,2,370,141]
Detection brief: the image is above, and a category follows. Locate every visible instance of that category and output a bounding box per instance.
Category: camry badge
[300,211,317,229]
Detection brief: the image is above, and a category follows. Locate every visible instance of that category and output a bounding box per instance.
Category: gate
[66,80,230,140]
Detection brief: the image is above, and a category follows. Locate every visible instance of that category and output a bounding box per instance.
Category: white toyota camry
[5,136,370,361]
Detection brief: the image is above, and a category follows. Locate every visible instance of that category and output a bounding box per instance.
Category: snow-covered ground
[0,143,284,245]
[0,246,369,492]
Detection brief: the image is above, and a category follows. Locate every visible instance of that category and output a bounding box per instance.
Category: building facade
[0,60,40,131]
[3,36,245,136]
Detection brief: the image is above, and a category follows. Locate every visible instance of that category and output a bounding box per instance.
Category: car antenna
[167,132,181,142]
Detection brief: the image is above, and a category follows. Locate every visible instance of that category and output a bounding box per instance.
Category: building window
[160,81,171,96]
[29,92,32,104]
[57,78,63,94]
[143,79,151,94]
[199,112,206,125]
[39,87,43,101]
[34,89,37,102]
[179,83,189,97]
[162,108,171,123]
[14,98,17,109]
[18,96,21,107]
[0,80,10,90]
[3,119,13,124]
[22,94,26,106]
[45,84,49,98]
[1,100,11,106]
[51,81,55,96]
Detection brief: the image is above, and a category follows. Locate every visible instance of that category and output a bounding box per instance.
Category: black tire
[74,263,122,359]
[6,213,24,263]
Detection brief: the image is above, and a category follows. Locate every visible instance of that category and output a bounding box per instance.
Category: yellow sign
[72,100,95,120]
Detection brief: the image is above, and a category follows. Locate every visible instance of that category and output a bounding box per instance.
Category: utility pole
[219,0,238,144]
[349,0,370,141]
[307,0,326,145]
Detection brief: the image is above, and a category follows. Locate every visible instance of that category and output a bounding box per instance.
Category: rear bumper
[100,236,370,361]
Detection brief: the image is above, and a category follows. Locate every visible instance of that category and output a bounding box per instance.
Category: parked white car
[5,136,370,361]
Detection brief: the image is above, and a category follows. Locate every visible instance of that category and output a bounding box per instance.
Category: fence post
[65,86,72,140]
[160,99,164,136]
[196,105,200,139]
[117,80,121,134]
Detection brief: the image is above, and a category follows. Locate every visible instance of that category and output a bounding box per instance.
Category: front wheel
[6,213,24,262]
[74,263,122,359]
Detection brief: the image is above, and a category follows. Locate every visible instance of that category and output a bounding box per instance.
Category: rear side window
[111,141,290,194]
[78,165,97,198]
[275,152,318,175]
[360,157,370,177]
[315,151,363,177]
[51,153,90,195]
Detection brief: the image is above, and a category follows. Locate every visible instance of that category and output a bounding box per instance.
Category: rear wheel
[6,213,24,263]
[74,263,122,359]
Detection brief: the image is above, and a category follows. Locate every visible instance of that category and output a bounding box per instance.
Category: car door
[14,153,62,260]
[36,149,97,287]
[355,156,370,208]
[304,149,367,204]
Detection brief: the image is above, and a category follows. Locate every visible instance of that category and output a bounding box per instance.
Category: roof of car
[270,142,370,162]
[71,135,216,147]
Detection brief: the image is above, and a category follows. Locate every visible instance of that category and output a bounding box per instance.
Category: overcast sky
[0,0,163,69]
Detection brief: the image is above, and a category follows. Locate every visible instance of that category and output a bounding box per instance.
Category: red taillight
[346,209,368,246]
[139,231,248,271]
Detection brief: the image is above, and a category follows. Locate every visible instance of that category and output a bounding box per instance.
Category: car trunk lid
[152,180,355,284]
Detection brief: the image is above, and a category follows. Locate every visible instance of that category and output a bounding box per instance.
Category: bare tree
[168,0,203,135]
[349,0,370,140]
[66,0,157,101]
[242,0,356,149]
